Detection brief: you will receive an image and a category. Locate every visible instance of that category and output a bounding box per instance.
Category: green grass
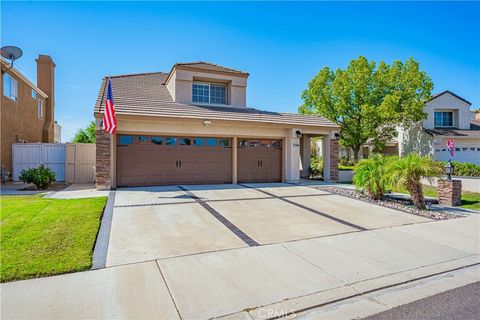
[338,164,355,170]
[0,195,107,282]
[392,185,480,210]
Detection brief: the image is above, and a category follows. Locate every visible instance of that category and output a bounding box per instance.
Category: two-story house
[1,55,56,177]
[94,62,340,189]
[398,90,480,164]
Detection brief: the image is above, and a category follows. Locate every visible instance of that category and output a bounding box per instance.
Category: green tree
[300,56,433,162]
[386,154,442,209]
[72,121,96,143]
[353,154,392,200]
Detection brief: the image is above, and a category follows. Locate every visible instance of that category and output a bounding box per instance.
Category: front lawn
[0,195,107,282]
[392,185,480,210]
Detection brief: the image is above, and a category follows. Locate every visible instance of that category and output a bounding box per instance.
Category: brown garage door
[237,139,282,183]
[116,135,232,187]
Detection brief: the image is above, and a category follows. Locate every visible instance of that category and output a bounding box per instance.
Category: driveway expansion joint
[177,186,260,247]
[238,184,367,231]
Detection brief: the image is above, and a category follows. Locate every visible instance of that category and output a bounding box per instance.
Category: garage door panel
[117,136,231,186]
[238,139,282,183]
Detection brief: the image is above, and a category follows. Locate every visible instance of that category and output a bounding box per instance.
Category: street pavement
[362,281,480,320]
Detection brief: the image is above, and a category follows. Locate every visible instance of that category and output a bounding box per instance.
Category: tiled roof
[94,72,338,128]
[173,61,249,75]
[428,90,472,105]
[425,123,480,138]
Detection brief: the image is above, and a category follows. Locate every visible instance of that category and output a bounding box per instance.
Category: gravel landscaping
[312,186,461,220]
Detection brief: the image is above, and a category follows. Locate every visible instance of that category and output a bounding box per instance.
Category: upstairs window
[32,89,38,99]
[192,82,226,105]
[3,73,18,101]
[434,111,453,127]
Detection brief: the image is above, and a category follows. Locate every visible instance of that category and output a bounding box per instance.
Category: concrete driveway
[106,183,430,266]
[2,183,479,320]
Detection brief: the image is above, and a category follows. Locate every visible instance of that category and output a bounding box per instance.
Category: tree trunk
[352,146,361,163]
[407,180,426,209]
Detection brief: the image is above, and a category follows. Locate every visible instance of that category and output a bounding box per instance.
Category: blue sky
[2,1,479,141]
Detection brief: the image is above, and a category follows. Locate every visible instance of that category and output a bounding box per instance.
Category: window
[210,84,226,104]
[206,138,217,146]
[180,138,191,146]
[218,138,230,147]
[32,89,37,99]
[192,82,226,105]
[151,137,163,145]
[434,111,453,127]
[37,100,44,119]
[3,73,18,101]
[136,136,149,144]
[119,135,134,145]
[193,138,204,146]
[166,137,177,145]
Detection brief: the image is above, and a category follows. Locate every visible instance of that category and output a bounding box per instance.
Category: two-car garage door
[116,135,282,187]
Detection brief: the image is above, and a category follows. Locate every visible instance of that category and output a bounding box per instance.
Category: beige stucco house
[94,62,340,189]
[398,91,480,164]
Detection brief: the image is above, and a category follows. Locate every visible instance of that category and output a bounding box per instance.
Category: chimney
[36,55,55,142]
[476,111,480,122]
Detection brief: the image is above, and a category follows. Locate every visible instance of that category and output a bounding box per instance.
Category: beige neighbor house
[337,91,480,164]
[94,62,340,189]
[398,91,480,164]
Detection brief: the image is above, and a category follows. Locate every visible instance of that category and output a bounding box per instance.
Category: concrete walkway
[0,182,46,195]
[2,213,478,319]
[45,183,109,199]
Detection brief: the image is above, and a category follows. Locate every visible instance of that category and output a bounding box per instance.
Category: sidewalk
[1,215,478,320]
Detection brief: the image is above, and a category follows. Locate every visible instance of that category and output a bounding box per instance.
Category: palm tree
[353,154,392,200]
[386,154,443,209]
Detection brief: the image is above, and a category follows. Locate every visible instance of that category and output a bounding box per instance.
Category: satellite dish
[1,46,23,72]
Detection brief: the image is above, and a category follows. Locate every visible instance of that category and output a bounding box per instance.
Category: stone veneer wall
[329,139,339,181]
[96,129,111,190]
[437,179,462,206]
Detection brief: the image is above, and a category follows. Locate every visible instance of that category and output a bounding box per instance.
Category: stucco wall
[398,122,435,157]
[165,68,247,108]
[423,93,472,129]
[1,69,48,174]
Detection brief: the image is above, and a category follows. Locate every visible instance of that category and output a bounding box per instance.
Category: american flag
[102,79,117,134]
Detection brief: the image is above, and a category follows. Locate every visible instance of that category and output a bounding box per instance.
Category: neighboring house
[54,121,62,143]
[1,55,56,177]
[398,90,480,164]
[94,62,340,189]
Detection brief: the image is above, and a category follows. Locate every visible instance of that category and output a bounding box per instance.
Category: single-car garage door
[237,139,282,183]
[116,135,232,186]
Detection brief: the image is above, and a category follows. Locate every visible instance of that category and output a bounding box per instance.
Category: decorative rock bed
[312,185,461,220]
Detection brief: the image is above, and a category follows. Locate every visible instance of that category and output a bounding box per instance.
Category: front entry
[116,135,232,187]
[237,139,282,183]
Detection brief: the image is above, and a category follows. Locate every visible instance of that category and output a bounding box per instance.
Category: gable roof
[428,90,472,105]
[173,61,249,76]
[1,58,48,99]
[94,72,338,128]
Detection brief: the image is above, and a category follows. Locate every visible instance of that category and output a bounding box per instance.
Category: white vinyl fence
[13,143,95,183]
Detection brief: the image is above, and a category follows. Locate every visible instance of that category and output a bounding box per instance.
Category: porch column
[322,132,339,182]
[285,129,301,182]
[300,134,311,178]
[95,119,112,190]
[232,136,238,184]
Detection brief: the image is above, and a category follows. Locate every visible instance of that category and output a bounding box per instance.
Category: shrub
[339,157,355,167]
[309,156,323,177]
[440,161,480,177]
[386,154,443,209]
[353,154,393,200]
[19,165,56,190]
